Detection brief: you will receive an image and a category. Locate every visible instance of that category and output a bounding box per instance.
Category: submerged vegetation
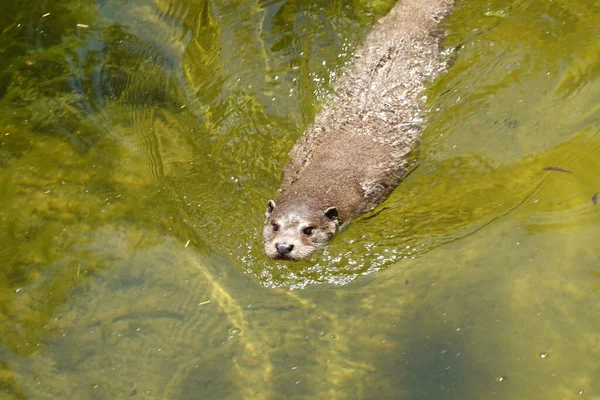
[0,0,599,398]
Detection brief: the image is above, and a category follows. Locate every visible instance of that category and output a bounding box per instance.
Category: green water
[0,0,599,398]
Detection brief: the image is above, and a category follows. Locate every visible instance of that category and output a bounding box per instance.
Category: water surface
[0,0,599,398]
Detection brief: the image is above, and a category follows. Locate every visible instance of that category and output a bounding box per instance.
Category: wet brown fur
[265,0,454,260]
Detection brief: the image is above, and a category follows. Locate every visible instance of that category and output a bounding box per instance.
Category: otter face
[263,200,339,261]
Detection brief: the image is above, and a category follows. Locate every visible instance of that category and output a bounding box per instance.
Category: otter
[264,0,454,260]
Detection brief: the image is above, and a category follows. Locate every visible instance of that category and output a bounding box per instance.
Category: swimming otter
[264,0,454,260]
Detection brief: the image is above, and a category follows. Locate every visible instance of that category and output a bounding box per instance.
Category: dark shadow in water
[368,310,498,400]
[178,360,241,400]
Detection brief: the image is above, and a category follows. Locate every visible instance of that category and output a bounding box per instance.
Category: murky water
[1,0,599,398]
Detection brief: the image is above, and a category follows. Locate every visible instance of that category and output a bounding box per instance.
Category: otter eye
[272,223,279,232]
[303,227,313,236]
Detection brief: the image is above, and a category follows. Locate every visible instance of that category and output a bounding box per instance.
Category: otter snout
[275,242,294,256]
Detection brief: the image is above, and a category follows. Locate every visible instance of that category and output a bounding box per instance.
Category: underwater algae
[0,0,599,398]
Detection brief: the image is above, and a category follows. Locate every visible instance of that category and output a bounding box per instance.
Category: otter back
[264,0,454,260]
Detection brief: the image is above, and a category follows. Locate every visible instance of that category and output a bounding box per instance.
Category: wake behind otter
[264,0,454,261]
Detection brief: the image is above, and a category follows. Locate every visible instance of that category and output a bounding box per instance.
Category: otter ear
[324,207,338,220]
[266,200,276,216]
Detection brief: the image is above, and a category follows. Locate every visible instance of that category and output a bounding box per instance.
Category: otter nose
[275,242,294,256]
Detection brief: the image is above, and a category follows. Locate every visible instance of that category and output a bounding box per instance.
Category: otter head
[263,200,339,261]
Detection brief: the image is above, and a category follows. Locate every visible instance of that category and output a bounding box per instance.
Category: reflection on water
[0,0,599,398]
